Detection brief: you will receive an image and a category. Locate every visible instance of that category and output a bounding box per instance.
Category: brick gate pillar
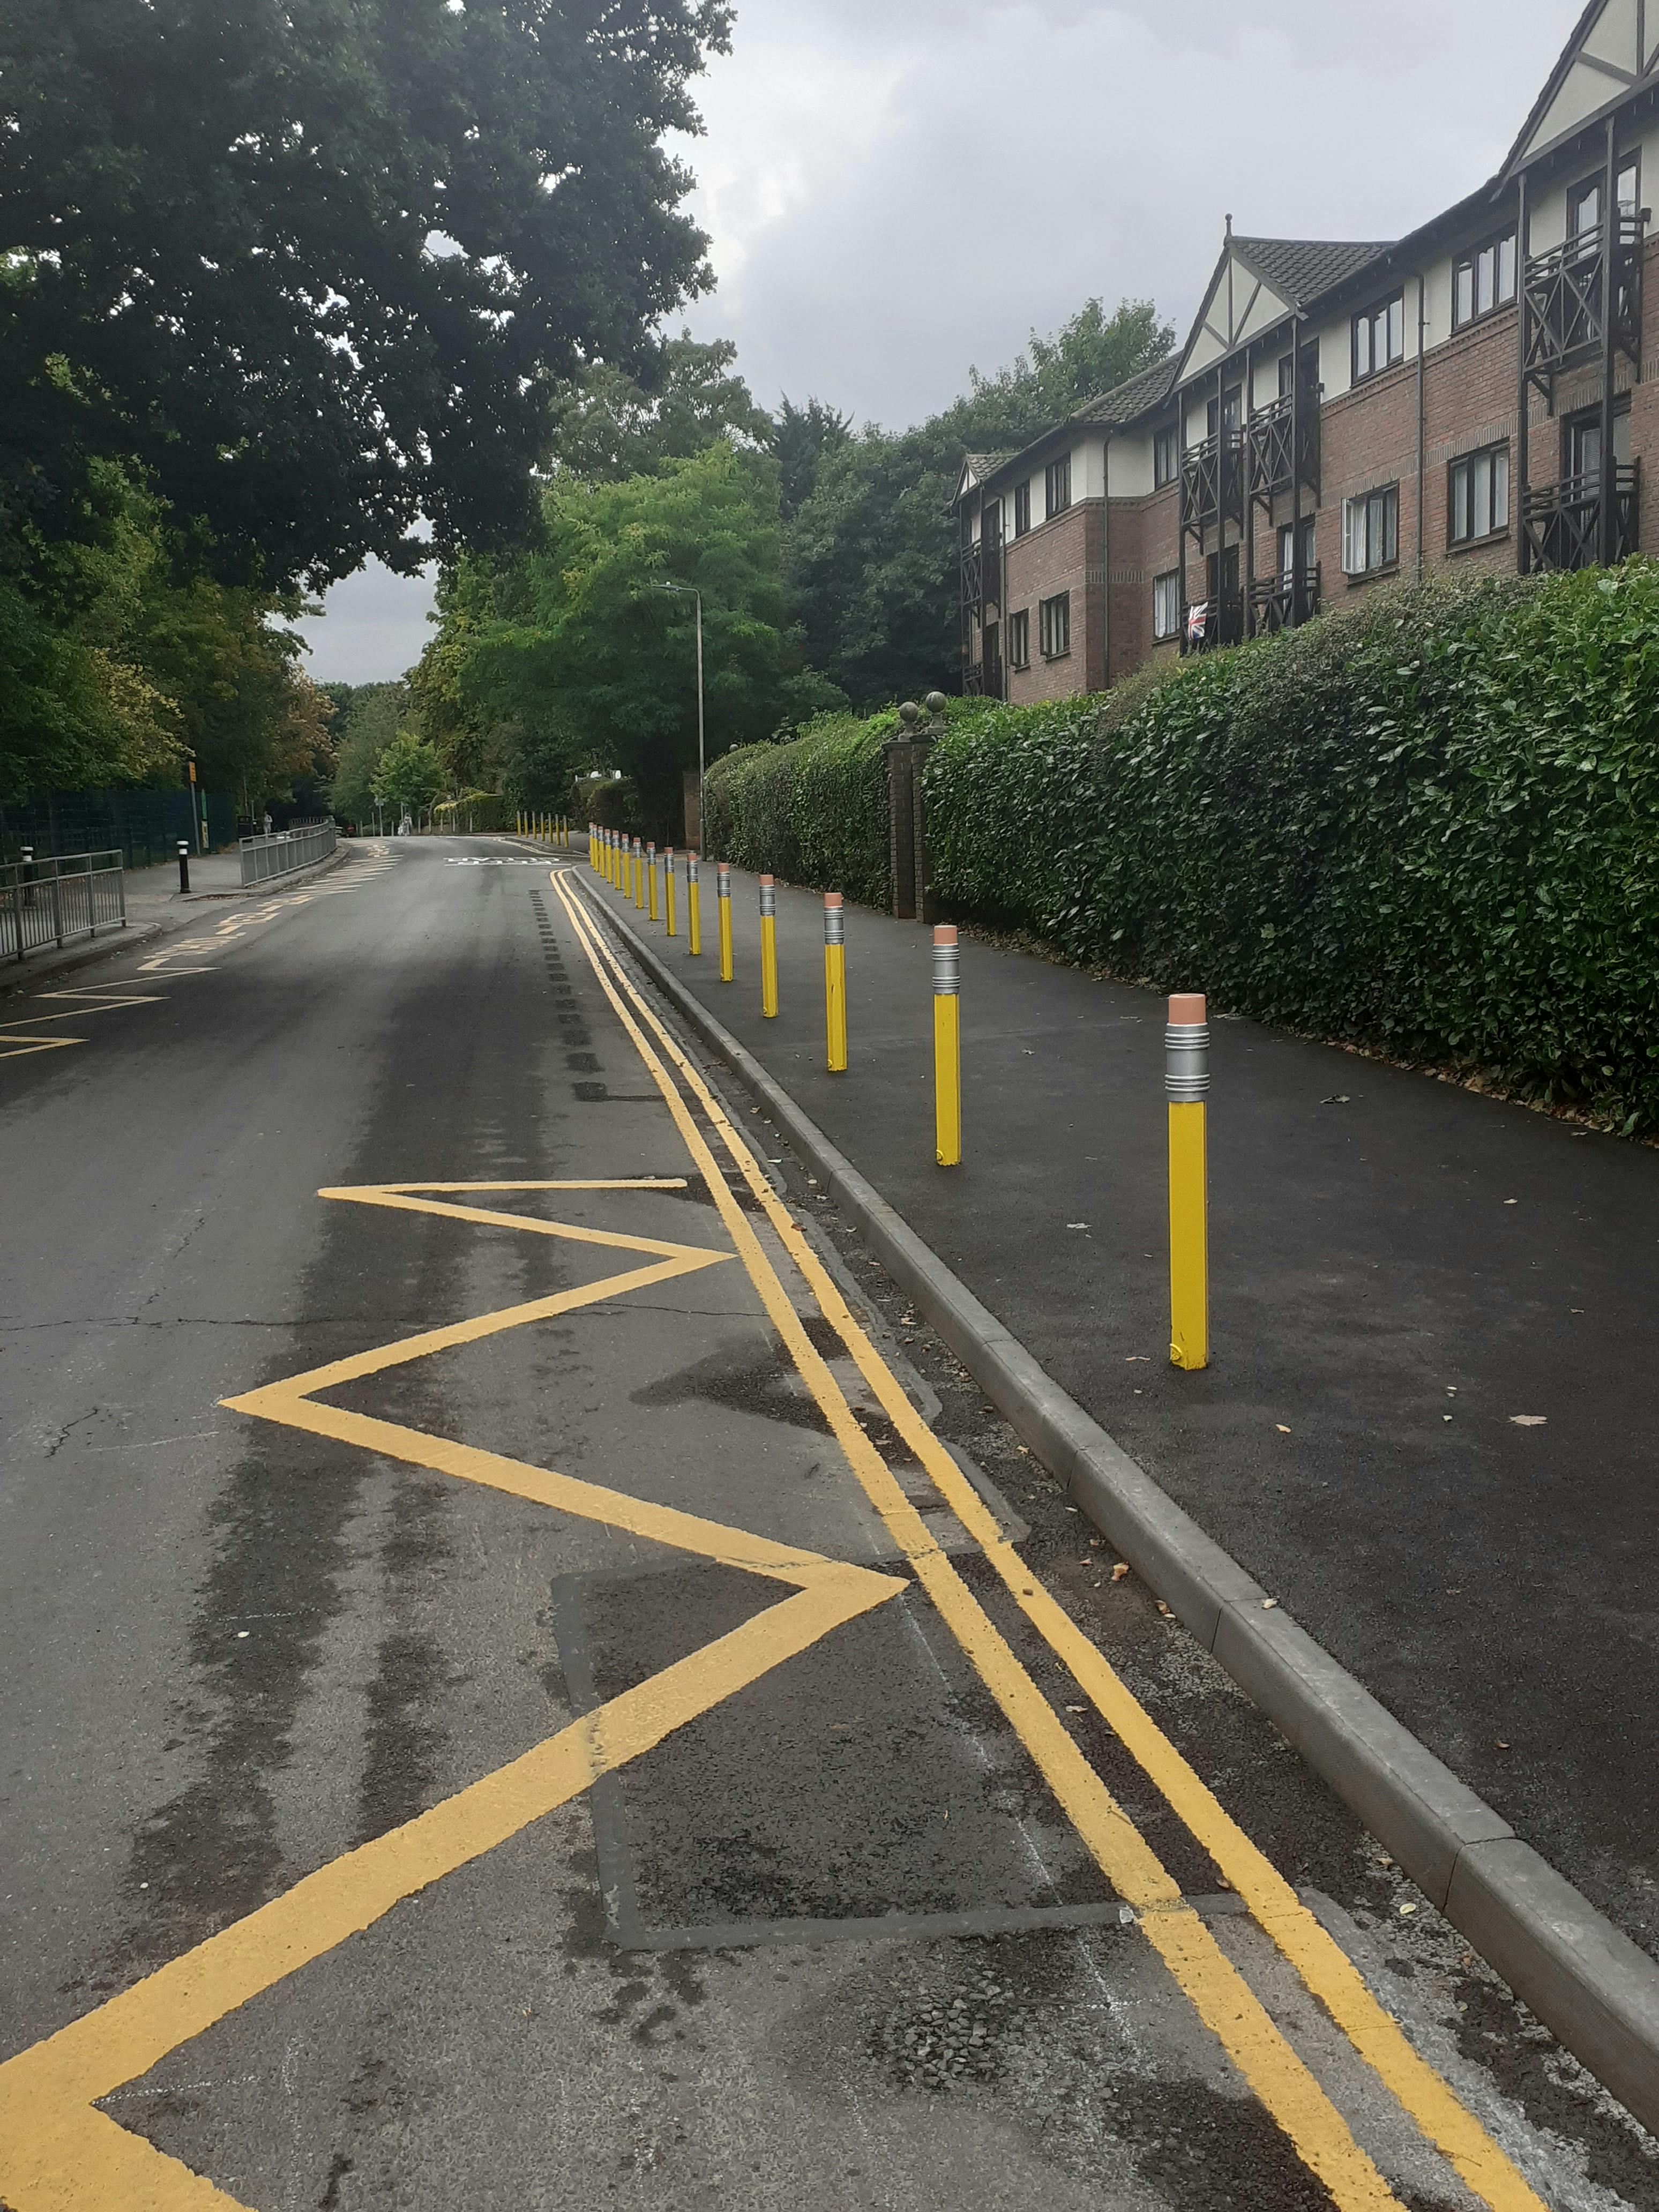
[884,692,947,921]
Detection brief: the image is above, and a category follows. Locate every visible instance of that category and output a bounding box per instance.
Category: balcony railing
[961,654,1004,700]
[1180,429,1245,535]
[1250,564,1323,634]
[1521,462,1640,572]
[959,541,984,614]
[1523,213,1645,389]
[1180,592,1246,654]
[1246,393,1320,503]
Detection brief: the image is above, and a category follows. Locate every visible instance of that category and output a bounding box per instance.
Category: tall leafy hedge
[926,567,1659,1130]
[703,711,897,909]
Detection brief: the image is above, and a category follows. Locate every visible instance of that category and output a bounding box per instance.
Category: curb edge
[578,870,1659,2139]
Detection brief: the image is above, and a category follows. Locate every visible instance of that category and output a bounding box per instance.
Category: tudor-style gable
[1506,0,1659,173]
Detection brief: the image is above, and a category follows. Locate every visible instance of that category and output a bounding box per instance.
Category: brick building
[957,0,1659,701]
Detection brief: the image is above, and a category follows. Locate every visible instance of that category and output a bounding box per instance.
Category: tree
[427,440,797,835]
[372,729,445,816]
[769,397,852,522]
[786,298,1174,710]
[328,682,408,824]
[1,0,733,591]
[543,332,771,483]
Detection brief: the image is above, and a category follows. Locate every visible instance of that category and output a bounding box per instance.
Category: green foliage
[543,333,771,483]
[701,711,898,908]
[328,682,408,823]
[1,0,731,590]
[786,300,1172,711]
[768,397,851,521]
[420,440,796,837]
[372,728,445,813]
[924,565,1659,1131]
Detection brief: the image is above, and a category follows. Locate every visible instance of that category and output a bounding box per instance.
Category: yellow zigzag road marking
[0,1179,902,2212]
[557,866,1552,2212]
[0,983,166,1059]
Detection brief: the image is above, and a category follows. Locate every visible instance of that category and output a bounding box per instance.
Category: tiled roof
[1075,355,1179,428]
[1231,236,1395,305]
[961,451,1013,478]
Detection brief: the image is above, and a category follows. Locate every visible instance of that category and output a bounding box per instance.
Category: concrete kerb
[578,873,1659,2138]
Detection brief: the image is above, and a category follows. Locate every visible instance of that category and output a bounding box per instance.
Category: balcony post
[1600,114,1619,569]
[1290,315,1305,624]
[1516,169,1532,576]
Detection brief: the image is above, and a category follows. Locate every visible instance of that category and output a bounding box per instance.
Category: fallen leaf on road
[1066,1706,1086,1715]
[1261,1598,1280,1610]
[1155,1600,1173,1618]
[1399,1903,1417,1916]
[1497,1740,1511,1749]
[1276,1424,1292,1434]
[1111,1563,1130,1581]
[1066,1222,1089,1231]
[1125,1355,1151,1363]
[1321,1094,1351,1104]
[1510,1415,1548,1426]
[1504,1198,1518,1206]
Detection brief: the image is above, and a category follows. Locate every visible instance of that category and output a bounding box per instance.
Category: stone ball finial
[924,691,947,716]
[897,700,921,727]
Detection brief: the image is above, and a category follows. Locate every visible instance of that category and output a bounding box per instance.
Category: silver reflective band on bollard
[716,862,730,897]
[1164,1019,1211,1101]
[932,930,960,995]
[687,852,699,884]
[823,898,844,945]
[758,878,776,918]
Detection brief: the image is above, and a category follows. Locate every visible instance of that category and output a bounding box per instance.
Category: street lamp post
[654,582,704,848]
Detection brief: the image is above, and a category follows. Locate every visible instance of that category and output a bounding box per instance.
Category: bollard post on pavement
[664,848,677,937]
[933,925,961,1167]
[647,842,659,922]
[177,839,191,895]
[824,894,847,1072]
[759,876,779,1018]
[633,838,645,909]
[687,853,702,955]
[1166,992,1210,1372]
[716,863,733,981]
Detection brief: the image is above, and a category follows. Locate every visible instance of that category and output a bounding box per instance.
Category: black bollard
[177,839,191,894]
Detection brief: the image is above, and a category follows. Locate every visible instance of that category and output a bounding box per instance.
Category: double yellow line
[554,866,1548,2212]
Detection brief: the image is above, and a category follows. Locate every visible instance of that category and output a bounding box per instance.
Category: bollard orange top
[759,873,774,885]
[933,924,958,945]
[824,892,842,908]
[1168,992,1207,1025]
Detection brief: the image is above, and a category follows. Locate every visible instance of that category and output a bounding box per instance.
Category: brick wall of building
[1002,502,1106,702]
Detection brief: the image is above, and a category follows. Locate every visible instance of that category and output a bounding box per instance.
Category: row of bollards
[519,813,571,846]
[584,825,1209,1370]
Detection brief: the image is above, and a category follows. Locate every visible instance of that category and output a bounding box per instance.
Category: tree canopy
[2,0,734,591]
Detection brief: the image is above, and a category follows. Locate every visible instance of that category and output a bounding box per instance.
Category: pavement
[2,833,1656,2211]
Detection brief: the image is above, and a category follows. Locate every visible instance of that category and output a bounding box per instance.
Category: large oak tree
[1,0,731,587]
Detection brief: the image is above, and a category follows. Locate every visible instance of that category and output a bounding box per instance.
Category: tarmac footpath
[575,844,1659,2142]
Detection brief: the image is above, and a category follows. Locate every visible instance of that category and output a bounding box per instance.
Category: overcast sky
[292,0,1577,684]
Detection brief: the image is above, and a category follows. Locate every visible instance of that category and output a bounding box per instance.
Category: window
[1448,444,1510,544]
[1039,591,1071,659]
[1564,401,1631,482]
[1341,484,1399,575]
[1013,480,1031,537]
[1352,293,1405,383]
[1453,233,1517,328]
[1277,515,1316,581]
[1569,156,1640,239]
[1206,387,1242,439]
[1152,572,1179,641]
[1154,424,1178,488]
[1044,454,1072,519]
[1007,608,1030,670]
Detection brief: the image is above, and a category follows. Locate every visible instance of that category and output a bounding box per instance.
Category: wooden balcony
[1520,464,1639,571]
[1522,214,1645,396]
[1180,430,1245,536]
[1250,564,1323,634]
[1180,591,1246,654]
[1246,393,1320,504]
[962,654,1004,700]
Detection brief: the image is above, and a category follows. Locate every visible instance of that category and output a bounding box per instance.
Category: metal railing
[1521,462,1640,572]
[238,820,338,887]
[1,849,126,963]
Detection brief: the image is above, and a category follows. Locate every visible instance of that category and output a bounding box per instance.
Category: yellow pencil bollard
[647,842,659,921]
[687,852,702,955]
[716,862,733,981]
[759,875,779,1017]
[633,838,645,909]
[610,831,619,887]
[601,829,610,881]
[1167,992,1210,1371]
[664,847,677,937]
[933,925,961,1167]
[824,893,847,1072]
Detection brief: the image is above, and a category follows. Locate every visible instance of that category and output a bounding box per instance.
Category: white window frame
[1039,591,1071,659]
[1352,293,1405,384]
[1007,607,1030,670]
[1341,484,1399,576]
[1152,571,1179,640]
[1448,444,1510,545]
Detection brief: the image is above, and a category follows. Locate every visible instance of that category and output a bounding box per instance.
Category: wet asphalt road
[1,836,1655,2211]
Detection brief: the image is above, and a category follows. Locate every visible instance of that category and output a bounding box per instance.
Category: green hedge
[925,566,1659,1130]
[703,711,898,909]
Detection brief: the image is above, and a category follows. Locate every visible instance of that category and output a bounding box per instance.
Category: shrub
[703,711,899,908]
[924,565,1659,1130]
